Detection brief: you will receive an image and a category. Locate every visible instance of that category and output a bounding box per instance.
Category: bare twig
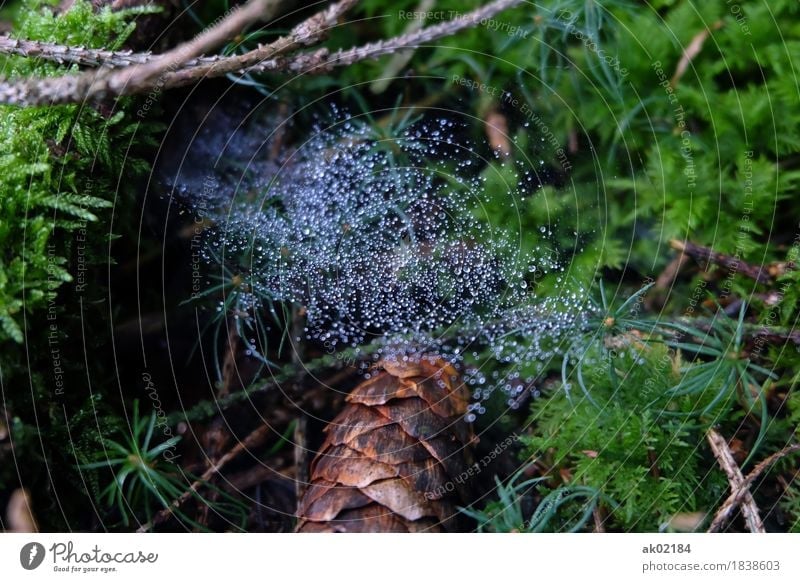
[0,0,521,105]
[706,428,765,533]
[91,0,283,88]
[644,253,692,310]
[1,0,355,75]
[746,328,800,347]
[744,443,800,487]
[656,253,692,291]
[0,36,153,68]
[369,0,435,94]
[670,239,778,284]
[0,37,271,72]
[708,442,800,532]
[247,0,523,75]
[136,423,271,532]
[0,0,285,105]
[159,0,357,89]
[592,505,605,533]
[225,463,289,492]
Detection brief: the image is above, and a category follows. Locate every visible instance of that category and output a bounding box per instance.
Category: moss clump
[0,0,158,342]
[0,1,161,529]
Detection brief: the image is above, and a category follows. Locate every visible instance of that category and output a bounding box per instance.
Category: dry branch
[369,0,436,94]
[0,0,285,105]
[670,239,777,284]
[0,0,522,105]
[706,428,764,532]
[1,0,355,75]
[708,442,800,532]
[248,0,522,75]
[0,36,153,68]
[156,0,357,89]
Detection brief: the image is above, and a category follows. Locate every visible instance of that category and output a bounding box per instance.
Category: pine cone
[296,358,474,532]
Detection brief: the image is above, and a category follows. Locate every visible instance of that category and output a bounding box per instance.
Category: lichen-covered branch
[0,0,355,77]
[0,0,521,105]
[248,0,523,75]
[158,0,358,89]
[0,35,153,68]
[0,0,285,105]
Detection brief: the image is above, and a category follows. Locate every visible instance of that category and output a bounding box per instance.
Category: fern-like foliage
[0,0,160,342]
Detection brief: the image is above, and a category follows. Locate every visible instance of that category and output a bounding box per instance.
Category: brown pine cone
[296,358,475,532]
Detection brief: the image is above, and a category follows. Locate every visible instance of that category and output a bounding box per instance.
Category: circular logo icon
[20,542,46,570]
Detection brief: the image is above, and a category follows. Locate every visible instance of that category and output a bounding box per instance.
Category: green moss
[0,0,162,530]
[0,0,159,342]
[524,342,727,531]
